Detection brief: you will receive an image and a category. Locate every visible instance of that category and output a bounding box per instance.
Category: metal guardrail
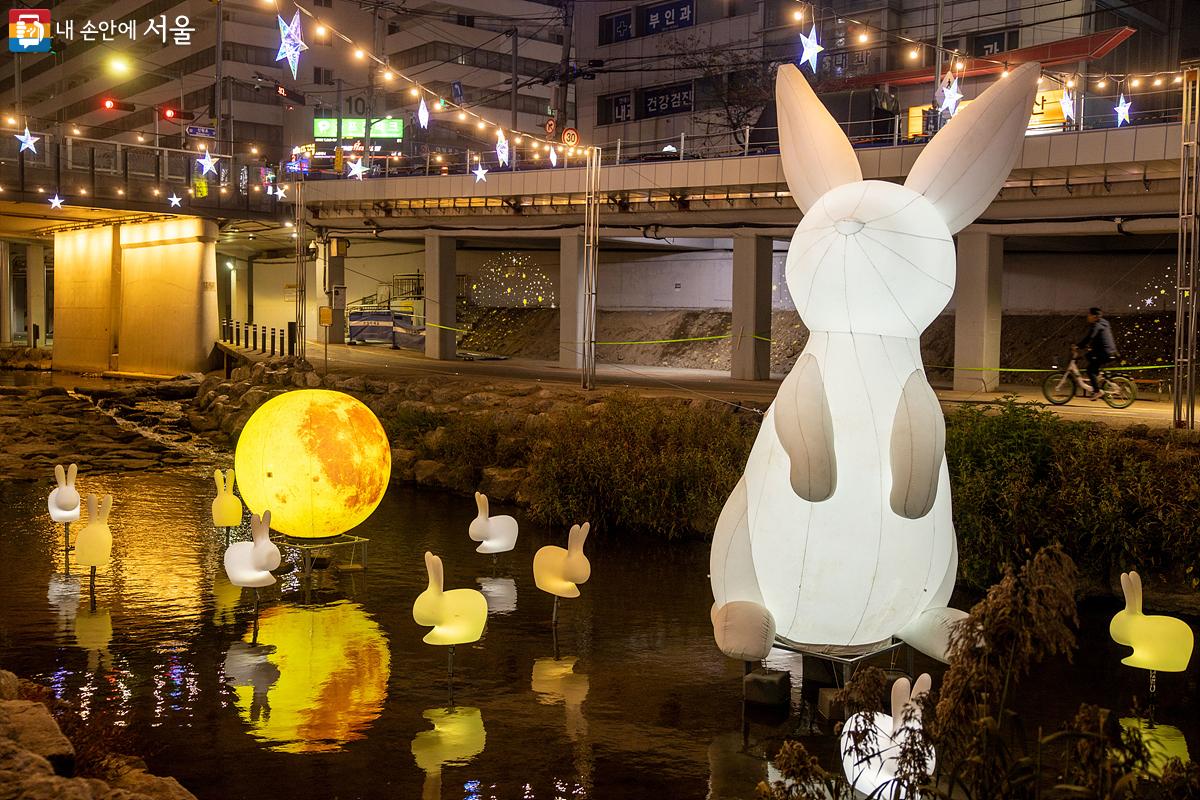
[219,319,297,357]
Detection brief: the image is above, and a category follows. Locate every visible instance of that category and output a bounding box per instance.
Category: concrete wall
[54,219,219,377]
[53,227,120,373]
[117,219,219,377]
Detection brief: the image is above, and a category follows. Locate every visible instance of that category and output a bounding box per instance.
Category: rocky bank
[0,670,195,800]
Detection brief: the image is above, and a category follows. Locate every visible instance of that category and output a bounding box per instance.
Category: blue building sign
[640,81,693,118]
[637,0,693,35]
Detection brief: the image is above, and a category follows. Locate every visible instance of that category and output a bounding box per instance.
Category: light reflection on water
[0,469,775,799]
[0,468,1196,799]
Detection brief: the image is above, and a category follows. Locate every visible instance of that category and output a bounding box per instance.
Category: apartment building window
[313,66,334,85]
[456,14,474,27]
[390,41,556,77]
[970,29,1018,57]
[597,91,633,124]
[387,20,401,35]
[639,81,692,118]
[223,42,280,68]
[599,10,633,44]
[312,0,332,7]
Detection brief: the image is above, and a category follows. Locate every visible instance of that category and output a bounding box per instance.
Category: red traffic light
[101,98,135,112]
[160,107,195,121]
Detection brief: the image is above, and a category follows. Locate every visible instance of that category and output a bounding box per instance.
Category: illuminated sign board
[313,117,404,140]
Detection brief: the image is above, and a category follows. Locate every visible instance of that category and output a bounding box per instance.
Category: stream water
[0,469,1195,799]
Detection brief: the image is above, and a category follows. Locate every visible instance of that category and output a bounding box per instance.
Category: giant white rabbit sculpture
[710,62,1041,663]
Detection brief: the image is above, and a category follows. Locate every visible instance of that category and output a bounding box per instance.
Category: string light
[857,32,868,43]
[954,59,964,70]
[909,48,919,60]
[1131,77,1141,87]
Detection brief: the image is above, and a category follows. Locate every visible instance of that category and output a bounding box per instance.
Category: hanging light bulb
[1001,69,1010,78]
[1154,77,1163,86]
[476,120,486,129]
[792,9,802,21]
[908,48,919,60]
[1067,78,1075,88]
[955,59,965,70]
[458,111,467,121]
[1097,78,1108,89]
[409,87,419,97]
[1131,77,1141,88]
[857,32,868,43]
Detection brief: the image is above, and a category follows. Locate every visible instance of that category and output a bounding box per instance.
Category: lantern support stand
[88,567,96,611]
[63,522,71,575]
[447,645,457,707]
[1147,669,1158,729]
[251,589,261,645]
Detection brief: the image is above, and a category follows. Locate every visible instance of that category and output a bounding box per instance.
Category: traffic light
[160,107,195,121]
[101,98,135,112]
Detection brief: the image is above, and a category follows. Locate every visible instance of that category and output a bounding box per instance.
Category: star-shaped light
[549,147,558,167]
[197,151,219,176]
[1059,88,1076,121]
[15,126,38,154]
[417,96,430,129]
[48,193,64,210]
[1114,93,1132,127]
[274,184,288,200]
[167,193,182,207]
[938,77,963,116]
[347,158,367,180]
[798,24,824,73]
[276,12,308,81]
[496,132,509,167]
[473,163,488,182]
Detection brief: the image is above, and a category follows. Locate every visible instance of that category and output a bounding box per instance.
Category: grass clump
[523,393,759,539]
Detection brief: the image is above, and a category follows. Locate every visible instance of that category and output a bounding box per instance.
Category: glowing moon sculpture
[710,62,1042,663]
[1110,571,1194,672]
[840,674,935,798]
[225,600,390,753]
[234,390,391,539]
[48,464,81,523]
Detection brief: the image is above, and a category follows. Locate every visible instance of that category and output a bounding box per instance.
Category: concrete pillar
[26,244,45,348]
[953,232,1004,392]
[0,241,10,345]
[326,239,347,344]
[559,233,586,369]
[424,234,456,360]
[731,234,773,380]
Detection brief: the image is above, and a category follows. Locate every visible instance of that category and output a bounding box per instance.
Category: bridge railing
[0,130,287,215]
[292,98,1182,184]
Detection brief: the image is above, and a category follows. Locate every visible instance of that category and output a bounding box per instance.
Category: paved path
[221,340,1177,427]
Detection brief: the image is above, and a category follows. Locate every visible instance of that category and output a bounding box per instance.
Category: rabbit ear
[261,509,271,530]
[213,469,225,493]
[225,469,236,494]
[905,62,1040,233]
[67,464,77,485]
[424,551,443,592]
[569,522,590,551]
[776,63,862,214]
[87,494,97,518]
[890,676,912,721]
[476,492,488,515]
[911,672,932,702]
[55,464,65,487]
[1129,571,1142,612]
[98,495,112,521]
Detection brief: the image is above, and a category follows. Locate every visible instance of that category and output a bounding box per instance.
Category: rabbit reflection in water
[710,63,1043,662]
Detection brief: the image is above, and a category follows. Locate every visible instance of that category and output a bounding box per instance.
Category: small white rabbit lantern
[468,492,518,555]
[224,510,282,589]
[75,494,113,571]
[48,464,81,523]
[840,673,936,797]
[710,62,1042,663]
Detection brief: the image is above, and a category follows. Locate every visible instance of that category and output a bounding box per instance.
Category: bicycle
[1041,350,1136,408]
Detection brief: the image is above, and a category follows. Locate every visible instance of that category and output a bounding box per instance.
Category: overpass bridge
[293,122,1182,389]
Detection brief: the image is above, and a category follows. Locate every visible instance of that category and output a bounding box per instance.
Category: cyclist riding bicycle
[1076,307,1119,400]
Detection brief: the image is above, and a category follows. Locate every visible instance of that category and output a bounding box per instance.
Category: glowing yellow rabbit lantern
[468,492,519,554]
[413,552,488,646]
[533,522,591,599]
[211,469,243,528]
[75,494,113,570]
[411,707,486,800]
[1110,571,1194,672]
[48,464,81,524]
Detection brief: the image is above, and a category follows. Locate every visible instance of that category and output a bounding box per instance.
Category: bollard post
[270,328,276,356]
[261,325,268,354]
[288,322,297,356]
[252,325,258,351]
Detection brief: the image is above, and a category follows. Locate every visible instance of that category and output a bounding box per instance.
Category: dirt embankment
[458,308,1174,383]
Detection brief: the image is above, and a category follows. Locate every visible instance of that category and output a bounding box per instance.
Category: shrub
[523,393,759,539]
[945,399,1200,589]
[377,405,448,442]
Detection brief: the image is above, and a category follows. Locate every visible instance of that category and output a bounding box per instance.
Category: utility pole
[214,0,224,153]
[510,28,519,132]
[364,8,378,173]
[555,0,574,127]
[932,0,944,131]
[336,77,344,172]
